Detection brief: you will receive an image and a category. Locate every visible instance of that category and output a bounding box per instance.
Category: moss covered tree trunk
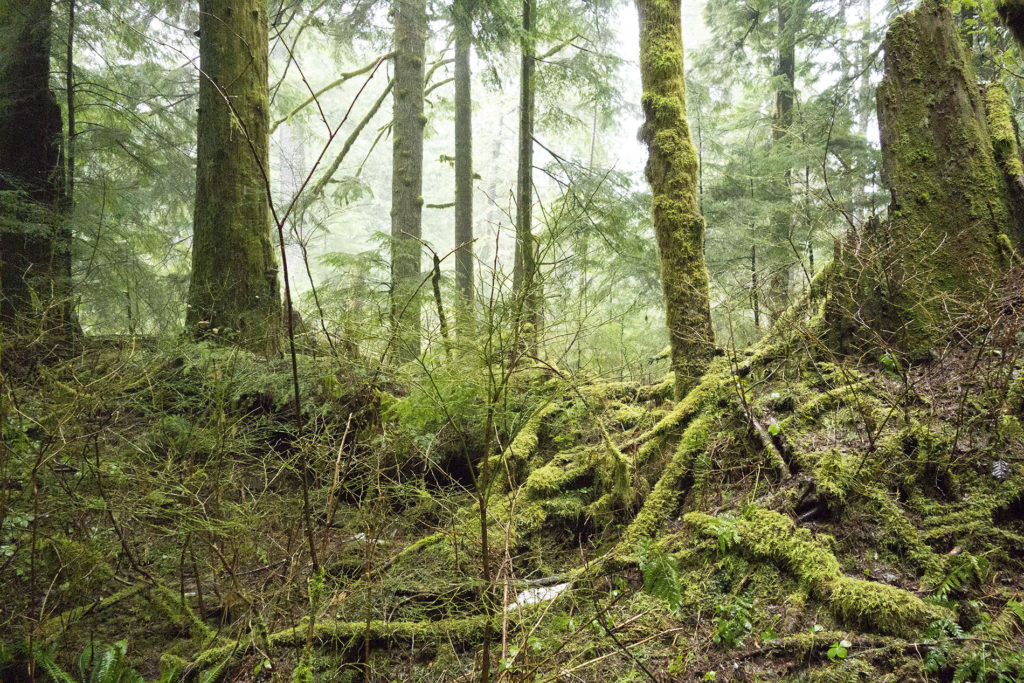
[829,0,1018,356]
[186,0,280,352]
[997,0,1024,46]
[390,0,426,362]
[0,0,75,338]
[453,0,474,330]
[513,0,538,345]
[635,0,715,398]
[767,0,796,319]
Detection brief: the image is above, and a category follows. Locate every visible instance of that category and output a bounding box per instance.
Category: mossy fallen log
[687,507,948,638]
[183,615,491,680]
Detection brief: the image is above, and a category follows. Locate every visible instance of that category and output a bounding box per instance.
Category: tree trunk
[0,0,75,339]
[453,0,474,330]
[635,0,715,398]
[997,0,1024,46]
[828,0,1018,356]
[187,0,281,352]
[514,0,537,344]
[390,0,426,362]
[768,0,796,319]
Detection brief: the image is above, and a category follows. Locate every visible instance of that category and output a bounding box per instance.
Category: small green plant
[827,639,852,661]
[75,640,144,683]
[638,539,683,614]
[711,595,754,649]
[707,514,739,555]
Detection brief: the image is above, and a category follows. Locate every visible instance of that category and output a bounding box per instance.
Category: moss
[687,507,947,637]
[997,0,1024,47]
[492,400,560,490]
[986,85,1024,181]
[615,414,711,557]
[38,583,148,641]
[635,357,729,466]
[636,0,715,397]
[828,0,1012,356]
[187,615,491,676]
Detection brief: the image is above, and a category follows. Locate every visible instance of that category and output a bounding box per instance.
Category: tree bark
[635,0,715,398]
[768,0,796,319]
[514,0,537,344]
[0,0,75,338]
[453,0,474,330]
[997,0,1024,47]
[187,0,281,352]
[828,0,1018,356]
[390,0,426,362]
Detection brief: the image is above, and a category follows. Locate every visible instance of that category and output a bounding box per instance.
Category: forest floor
[2,283,1024,682]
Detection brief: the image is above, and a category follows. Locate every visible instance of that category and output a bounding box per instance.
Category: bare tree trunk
[768,0,796,319]
[453,0,474,331]
[390,0,426,361]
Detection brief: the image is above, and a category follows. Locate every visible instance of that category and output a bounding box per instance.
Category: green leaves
[827,639,851,661]
[638,538,683,614]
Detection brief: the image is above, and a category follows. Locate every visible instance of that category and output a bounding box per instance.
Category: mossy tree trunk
[453,0,474,331]
[513,0,538,346]
[829,0,1017,356]
[0,0,75,338]
[997,0,1024,46]
[635,0,715,398]
[187,0,281,352]
[767,0,797,319]
[390,0,426,362]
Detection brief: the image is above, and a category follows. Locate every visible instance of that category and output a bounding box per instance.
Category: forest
[2,0,1024,680]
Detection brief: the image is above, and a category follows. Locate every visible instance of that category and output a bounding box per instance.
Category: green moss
[687,507,947,637]
[828,0,1012,356]
[615,414,711,557]
[491,400,560,490]
[986,85,1024,181]
[636,0,715,397]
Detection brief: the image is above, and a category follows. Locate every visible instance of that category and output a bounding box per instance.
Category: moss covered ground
[2,267,1023,682]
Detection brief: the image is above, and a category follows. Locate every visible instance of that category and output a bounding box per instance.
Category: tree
[827,0,1020,355]
[513,0,538,343]
[767,0,803,317]
[186,0,281,352]
[390,0,427,362]
[0,0,75,338]
[454,0,475,328]
[635,0,715,398]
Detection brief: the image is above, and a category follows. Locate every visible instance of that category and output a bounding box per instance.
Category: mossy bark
[390,0,426,362]
[453,0,474,329]
[514,0,539,345]
[635,0,715,398]
[187,0,281,352]
[997,0,1024,47]
[829,0,1015,356]
[0,0,75,337]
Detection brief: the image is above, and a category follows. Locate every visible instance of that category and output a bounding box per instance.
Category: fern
[638,539,683,614]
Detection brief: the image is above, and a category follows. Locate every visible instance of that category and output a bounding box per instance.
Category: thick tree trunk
[828,0,1018,356]
[997,0,1024,46]
[187,0,281,352]
[453,0,474,329]
[390,0,426,362]
[514,0,537,343]
[0,0,74,338]
[635,0,715,398]
[768,0,796,319]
